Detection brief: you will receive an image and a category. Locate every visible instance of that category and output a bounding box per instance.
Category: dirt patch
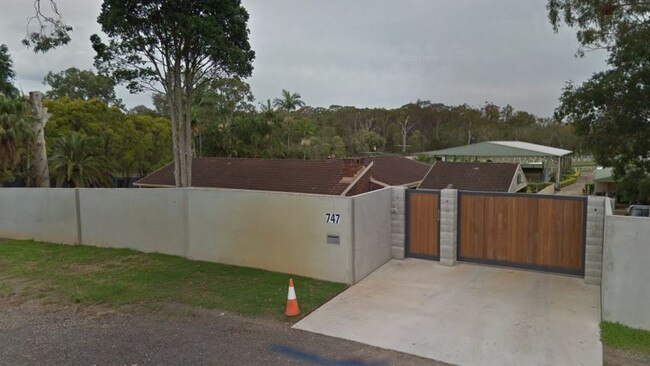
[63,263,108,273]
[604,345,650,366]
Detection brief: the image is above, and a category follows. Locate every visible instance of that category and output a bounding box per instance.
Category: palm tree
[273,90,305,111]
[258,98,274,113]
[49,132,111,187]
[0,95,32,182]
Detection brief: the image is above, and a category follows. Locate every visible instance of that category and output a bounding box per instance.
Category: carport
[294,259,601,366]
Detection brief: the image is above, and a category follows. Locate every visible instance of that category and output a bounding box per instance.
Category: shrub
[527,182,553,193]
[560,177,577,188]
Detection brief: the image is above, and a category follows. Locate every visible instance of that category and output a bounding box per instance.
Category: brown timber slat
[458,193,586,275]
[407,191,439,259]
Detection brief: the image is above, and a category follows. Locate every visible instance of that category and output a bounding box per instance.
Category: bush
[414,154,434,164]
[527,182,553,193]
[560,177,577,188]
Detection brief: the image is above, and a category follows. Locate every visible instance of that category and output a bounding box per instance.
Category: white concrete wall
[187,188,353,284]
[602,214,650,330]
[78,188,188,256]
[352,188,392,282]
[0,187,398,284]
[537,184,556,195]
[0,188,78,244]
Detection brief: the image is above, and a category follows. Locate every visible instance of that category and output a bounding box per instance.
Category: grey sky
[1,0,607,117]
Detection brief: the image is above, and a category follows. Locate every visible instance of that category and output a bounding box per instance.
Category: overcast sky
[0,0,607,117]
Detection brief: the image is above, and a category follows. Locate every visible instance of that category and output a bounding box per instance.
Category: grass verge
[0,240,347,321]
[601,321,650,355]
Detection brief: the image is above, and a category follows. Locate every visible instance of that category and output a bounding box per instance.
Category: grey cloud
[0,0,607,116]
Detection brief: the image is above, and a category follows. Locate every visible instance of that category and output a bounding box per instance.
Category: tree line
[2,0,648,202]
[1,49,583,187]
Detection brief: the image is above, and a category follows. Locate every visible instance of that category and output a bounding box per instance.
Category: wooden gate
[458,192,587,275]
[405,190,440,260]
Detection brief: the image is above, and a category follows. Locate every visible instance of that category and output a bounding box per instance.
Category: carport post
[439,189,458,266]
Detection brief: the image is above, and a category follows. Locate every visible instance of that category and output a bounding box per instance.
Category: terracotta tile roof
[418,161,518,192]
[364,156,431,186]
[136,157,366,195]
[136,155,431,195]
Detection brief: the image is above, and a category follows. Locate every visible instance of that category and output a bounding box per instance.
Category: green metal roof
[422,141,573,158]
[593,167,615,183]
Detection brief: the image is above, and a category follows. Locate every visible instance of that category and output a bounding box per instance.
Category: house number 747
[326,213,340,224]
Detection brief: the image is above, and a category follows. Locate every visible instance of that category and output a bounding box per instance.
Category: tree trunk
[167,95,182,187]
[28,92,50,188]
[182,91,193,186]
[165,67,194,188]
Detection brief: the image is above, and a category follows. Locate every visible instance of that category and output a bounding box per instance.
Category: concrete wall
[0,187,361,284]
[0,188,78,244]
[78,188,188,256]
[352,188,392,282]
[537,184,556,195]
[187,188,353,284]
[602,214,650,330]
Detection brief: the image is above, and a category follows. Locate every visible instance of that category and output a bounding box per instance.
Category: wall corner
[74,188,82,245]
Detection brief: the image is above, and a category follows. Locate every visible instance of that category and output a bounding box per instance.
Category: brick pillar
[585,196,605,285]
[439,189,458,266]
[390,187,406,259]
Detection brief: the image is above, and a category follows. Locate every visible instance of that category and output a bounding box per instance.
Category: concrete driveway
[294,259,602,366]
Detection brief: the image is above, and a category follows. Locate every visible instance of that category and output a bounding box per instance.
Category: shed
[421,141,573,185]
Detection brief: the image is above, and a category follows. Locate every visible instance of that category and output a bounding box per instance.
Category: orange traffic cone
[285,278,300,317]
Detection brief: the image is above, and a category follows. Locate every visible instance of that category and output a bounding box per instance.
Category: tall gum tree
[548,1,650,178]
[91,0,255,186]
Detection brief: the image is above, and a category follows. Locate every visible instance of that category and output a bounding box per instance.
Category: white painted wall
[508,164,528,193]
[0,188,78,244]
[78,188,188,256]
[187,188,353,284]
[602,213,650,330]
[352,188,392,282]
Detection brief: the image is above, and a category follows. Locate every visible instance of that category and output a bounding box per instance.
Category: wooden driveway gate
[405,189,588,275]
[405,190,440,260]
[458,192,587,275]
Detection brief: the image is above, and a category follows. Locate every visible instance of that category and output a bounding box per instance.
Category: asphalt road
[0,300,448,366]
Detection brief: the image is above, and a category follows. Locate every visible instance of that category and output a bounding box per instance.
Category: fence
[2,186,648,330]
[0,187,394,285]
[602,203,650,330]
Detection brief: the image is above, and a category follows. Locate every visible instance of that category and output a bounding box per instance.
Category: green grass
[0,240,347,321]
[601,321,650,355]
